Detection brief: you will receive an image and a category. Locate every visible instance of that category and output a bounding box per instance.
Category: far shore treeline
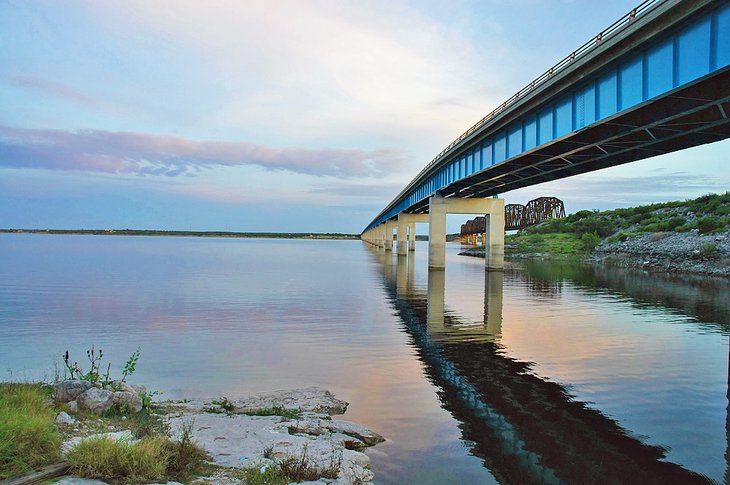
[0,229,361,240]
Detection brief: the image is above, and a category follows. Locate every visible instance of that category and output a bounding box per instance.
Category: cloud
[0,125,410,178]
[310,181,406,199]
[79,0,505,152]
[8,75,111,110]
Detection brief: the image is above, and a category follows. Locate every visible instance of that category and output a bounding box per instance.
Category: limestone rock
[113,391,143,413]
[55,411,76,425]
[67,400,79,413]
[130,384,147,395]
[233,387,348,415]
[110,381,146,396]
[324,420,385,446]
[54,380,92,403]
[77,387,114,414]
[166,410,377,484]
[63,430,136,455]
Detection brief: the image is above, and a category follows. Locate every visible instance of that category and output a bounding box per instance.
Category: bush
[580,232,602,252]
[675,223,694,233]
[696,216,725,234]
[700,242,718,257]
[0,383,61,479]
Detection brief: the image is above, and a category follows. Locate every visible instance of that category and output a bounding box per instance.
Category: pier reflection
[369,247,712,484]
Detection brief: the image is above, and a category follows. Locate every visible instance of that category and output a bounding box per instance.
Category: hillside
[464,192,730,276]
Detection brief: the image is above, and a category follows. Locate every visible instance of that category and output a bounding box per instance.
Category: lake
[1,234,728,484]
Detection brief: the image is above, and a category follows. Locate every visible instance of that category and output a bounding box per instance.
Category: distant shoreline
[0,229,360,240]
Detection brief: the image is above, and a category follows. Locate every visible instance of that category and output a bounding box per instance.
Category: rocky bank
[459,230,729,277]
[53,384,384,485]
[589,230,730,276]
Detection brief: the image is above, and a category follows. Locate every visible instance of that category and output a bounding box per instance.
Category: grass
[67,435,169,483]
[506,232,584,255]
[0,383,61,479]
[229,445,341,485]
[66,420,209,483]
[230,465,290,485]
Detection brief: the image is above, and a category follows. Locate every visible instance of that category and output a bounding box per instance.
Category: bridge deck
[364,0,730,232]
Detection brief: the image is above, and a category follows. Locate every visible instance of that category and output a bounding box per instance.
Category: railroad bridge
[461,197,566,244]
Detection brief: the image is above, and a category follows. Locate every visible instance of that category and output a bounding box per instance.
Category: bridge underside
[403,67,730,213]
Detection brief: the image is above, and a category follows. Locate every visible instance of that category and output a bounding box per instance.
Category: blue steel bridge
[361,0,730,269]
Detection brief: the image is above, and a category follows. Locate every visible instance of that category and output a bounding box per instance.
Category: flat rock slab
[166,387,348,416]
[167,410,377,484]
[232,387,348,415]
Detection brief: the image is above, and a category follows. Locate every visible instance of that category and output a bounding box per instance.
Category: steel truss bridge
[461,197,566,236]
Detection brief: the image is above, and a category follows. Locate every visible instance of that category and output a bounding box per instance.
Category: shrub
[0,383,61,479]
[696,216,724,234]
[700,242,718,257]
[663,216,686,231]
[580,232,602,252]
[675,223,694,233]
[164,420,210,482]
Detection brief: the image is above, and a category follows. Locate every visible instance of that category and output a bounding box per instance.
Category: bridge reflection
[369,247,715,484]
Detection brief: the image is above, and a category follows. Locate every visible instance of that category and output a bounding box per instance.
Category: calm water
[1,234,728,484]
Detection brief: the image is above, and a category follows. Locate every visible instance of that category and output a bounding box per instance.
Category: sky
[1,0,728,233]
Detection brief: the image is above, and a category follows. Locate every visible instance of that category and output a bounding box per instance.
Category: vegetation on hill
[505,192,729,256]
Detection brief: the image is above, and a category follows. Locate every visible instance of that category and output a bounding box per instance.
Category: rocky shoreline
[459,229,730,277]
[52,383,384,485]
[590,230,729,277]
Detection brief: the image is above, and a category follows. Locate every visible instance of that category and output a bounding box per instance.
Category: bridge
[361,0,730,270]
[461,196,566,243]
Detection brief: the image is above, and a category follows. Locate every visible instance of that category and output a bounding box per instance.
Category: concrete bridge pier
[397,213,429,255]
[384,220,396,251]
[428,194,504,271]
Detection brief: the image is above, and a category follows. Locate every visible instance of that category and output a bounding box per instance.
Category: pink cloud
[0,125,409,178]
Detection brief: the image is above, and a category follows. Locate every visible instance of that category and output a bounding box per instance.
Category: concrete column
[377,225,385,248]
[427,194,505,271]
[428,195,448,270]
[384,220,396,251]
[485,209,505,271]
[408,223,416,251]
[396,216,408,255]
